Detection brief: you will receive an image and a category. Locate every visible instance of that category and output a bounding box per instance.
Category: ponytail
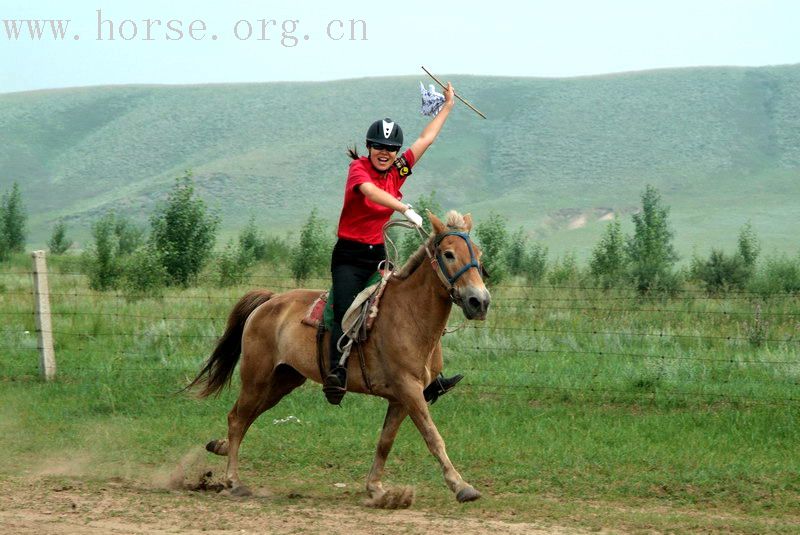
[347,145,360,160]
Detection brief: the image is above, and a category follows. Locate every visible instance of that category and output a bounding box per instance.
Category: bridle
[383,221,484,304]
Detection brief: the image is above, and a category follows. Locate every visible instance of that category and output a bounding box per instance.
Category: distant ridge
[2,65,799,257]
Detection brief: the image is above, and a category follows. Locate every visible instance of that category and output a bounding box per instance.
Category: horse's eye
[444,251,455,261]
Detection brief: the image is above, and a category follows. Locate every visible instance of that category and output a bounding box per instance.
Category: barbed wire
[4,269,800,298]
[463,325,800,344]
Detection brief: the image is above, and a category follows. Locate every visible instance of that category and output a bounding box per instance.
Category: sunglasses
[369,143,399,153]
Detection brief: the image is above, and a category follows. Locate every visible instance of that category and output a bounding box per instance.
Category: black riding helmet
[366,118,403,150]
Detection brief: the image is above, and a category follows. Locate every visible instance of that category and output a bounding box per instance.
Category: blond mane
[393,211,469,279]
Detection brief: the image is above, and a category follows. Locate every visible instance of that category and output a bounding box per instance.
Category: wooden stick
[421,66,486,119]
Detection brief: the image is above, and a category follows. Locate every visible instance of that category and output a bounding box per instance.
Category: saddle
[301,270,389,335]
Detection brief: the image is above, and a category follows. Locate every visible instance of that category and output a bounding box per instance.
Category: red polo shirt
[336,149,416,245]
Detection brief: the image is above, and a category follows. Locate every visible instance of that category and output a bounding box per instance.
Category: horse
[188,210,491,506]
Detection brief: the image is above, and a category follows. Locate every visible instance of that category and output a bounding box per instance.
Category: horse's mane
[393,211,468,280]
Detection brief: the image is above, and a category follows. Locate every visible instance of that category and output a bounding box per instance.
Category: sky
[0,0,799,94]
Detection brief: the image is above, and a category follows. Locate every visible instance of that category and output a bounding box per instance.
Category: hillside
[1,65,799,258]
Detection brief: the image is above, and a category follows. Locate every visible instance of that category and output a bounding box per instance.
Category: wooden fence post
[31,250,56,381]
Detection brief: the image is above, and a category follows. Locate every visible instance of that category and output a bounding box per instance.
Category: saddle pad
[300,291,328,329]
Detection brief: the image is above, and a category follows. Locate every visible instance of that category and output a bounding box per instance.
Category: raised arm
[409,82,456,163]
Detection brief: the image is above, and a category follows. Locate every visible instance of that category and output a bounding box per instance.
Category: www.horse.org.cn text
[1,10,368,46]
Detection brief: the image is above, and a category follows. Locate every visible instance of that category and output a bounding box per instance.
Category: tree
[86,213,121,291]
[150,172,219,287]
[506,227,528,277]
[524,243,548,283]
[291,208,332,282]
[475,211,509,285]
[590,217,627,288]
[626,185,678,293]
[1,182,26,253]
[737,221,760,273]
[399,191,443,261]
[114,216,145,256]
[690,248,750,293]
[238,216,269,263]
[47,220,73,255]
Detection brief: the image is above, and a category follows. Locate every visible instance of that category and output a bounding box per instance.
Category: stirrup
[423,373,464,405]
[323,368,347,405]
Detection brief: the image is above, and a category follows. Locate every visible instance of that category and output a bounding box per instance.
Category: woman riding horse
[323,82,463,405]
[190,209,490,504]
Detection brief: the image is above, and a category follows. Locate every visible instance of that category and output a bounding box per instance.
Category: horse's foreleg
[402,387,481,503]
[365,401,407,502]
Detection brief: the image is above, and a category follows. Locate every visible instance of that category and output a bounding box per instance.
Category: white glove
[403,207,423,227]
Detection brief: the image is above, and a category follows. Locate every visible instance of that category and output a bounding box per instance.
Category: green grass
[1,252,799,532]
[2,65,800,259]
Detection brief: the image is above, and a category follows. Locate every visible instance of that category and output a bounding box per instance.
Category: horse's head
[427,210,491,320]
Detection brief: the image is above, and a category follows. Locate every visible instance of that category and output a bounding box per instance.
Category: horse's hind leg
[365,402,407,505]
[214,364,305,496]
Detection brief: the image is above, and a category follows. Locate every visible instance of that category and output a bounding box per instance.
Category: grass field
[1,251,799,533]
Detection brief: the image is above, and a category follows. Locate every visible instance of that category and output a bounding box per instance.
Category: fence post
[31,250,56,381]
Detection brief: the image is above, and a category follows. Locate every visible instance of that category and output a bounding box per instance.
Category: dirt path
[0,476,581,535]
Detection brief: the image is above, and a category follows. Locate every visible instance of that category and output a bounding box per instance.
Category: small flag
[420,82,445,117]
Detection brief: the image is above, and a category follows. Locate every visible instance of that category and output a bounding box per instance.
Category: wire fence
[2,267,799,406]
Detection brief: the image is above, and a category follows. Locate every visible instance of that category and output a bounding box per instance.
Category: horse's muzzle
[459,287,491,320]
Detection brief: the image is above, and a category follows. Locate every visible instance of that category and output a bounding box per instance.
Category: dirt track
[0,476,581,535]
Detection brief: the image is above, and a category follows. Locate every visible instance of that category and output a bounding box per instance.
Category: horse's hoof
[456,486,481,503]
[206,439,228,456]
[230,485,253,497]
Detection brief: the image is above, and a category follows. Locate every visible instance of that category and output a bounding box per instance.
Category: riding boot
[423,373,464,404]
[323,326,348,405]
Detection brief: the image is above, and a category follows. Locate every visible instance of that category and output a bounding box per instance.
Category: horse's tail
[187,289,275,398]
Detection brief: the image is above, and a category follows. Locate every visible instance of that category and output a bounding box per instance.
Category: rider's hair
[347,145,360,160]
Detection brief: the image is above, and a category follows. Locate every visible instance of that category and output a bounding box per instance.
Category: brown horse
[188,210,491,505]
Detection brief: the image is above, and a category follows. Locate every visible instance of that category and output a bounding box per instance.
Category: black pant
[328,239,385,372]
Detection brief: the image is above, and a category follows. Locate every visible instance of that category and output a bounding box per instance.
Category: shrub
[749,254,800,296]
[590,218,627,289]
[216,239,255,287]
[120,246,167,299]
[85,213,121,291]
[47,220,73,255]
[690,249,750,293]
[547,252,580,286]
[626,185,678,294]
[524,243,548,284]
[475,211,509,285]
[737,222,760,275]
[291,208,332,282]
[399,191,443,261]
[263,234,293,265]
[150,172,219,287]
[506,227,528,277]
[114,216,145,256]
[238,216,269,262]
[1,182,26,254]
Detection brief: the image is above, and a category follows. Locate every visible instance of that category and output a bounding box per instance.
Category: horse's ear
[463,213,473,232]
[427,210,445,234]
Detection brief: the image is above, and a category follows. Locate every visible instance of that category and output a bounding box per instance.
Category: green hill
[1,65,799,259]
